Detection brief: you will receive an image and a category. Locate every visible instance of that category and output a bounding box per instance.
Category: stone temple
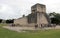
[14,3,50,27]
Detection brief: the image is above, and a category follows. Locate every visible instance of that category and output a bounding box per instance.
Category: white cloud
[41,0,60,13]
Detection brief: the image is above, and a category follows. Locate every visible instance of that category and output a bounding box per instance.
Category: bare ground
[2,25,60,32]
[2,26,35,32]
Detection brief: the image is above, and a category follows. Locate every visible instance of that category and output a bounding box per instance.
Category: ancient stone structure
[14,3,50,27]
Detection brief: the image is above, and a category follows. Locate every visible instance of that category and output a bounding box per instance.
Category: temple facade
[14,3,50,27]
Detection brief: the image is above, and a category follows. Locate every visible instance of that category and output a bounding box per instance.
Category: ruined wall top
[31,3,46,13]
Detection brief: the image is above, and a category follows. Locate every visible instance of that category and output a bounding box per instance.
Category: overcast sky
[0,0,60,19]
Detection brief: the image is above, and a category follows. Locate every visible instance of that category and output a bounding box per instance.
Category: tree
[0,19,2,23]
[6,19,14,24]
[49,12,60,25]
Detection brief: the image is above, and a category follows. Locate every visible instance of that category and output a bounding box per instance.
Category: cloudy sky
[0,0,60,19]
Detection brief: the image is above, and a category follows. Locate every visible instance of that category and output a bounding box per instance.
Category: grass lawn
[0,24,60,38]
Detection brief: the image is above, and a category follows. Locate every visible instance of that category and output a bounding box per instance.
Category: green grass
[0,23,7,27]
[0,24,60,38]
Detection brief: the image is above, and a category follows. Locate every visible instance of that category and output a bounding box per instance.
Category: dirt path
[2,26,35,32]
[2,26,60,32]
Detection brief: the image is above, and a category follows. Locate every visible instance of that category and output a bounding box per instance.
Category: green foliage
[6,19,14,24]
[49,12,56,16]
[0,19,2,23]
[49,12,60,24]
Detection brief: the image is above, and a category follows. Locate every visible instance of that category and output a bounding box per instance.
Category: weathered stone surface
[14,3,50,27]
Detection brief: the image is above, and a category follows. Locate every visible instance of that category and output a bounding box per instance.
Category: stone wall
[14,16,36,27]
[14,17,28,26]
[37,13,49,27]
[31,3,46,13]
[14,3,50,27]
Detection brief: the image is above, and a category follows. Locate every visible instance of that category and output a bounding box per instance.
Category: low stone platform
[2,26,36,32]
[2,26,60,32]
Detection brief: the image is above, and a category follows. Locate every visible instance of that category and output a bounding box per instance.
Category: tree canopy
[49,12,60,24]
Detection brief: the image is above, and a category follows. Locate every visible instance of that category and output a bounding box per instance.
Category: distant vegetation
[0,19,14,24]
[49,12,60,25]
[6,19,14,24]
[0,19,2,23]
